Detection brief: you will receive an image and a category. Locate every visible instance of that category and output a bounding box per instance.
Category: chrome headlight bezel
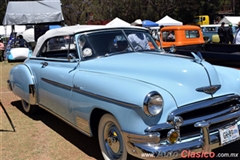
[143,91,164,117]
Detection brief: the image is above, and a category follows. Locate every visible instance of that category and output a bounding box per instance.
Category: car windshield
[77,29,159,59]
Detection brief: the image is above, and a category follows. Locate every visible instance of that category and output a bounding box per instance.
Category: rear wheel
[21,99,39,114]
[98,114,129,160]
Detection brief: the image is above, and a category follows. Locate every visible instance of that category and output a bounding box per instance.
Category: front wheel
[21,99,39,114]
[98,114,129,160]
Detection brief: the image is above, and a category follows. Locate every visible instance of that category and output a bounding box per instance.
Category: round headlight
[144,92,163,116]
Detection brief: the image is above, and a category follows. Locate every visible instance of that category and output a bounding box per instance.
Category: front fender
[72,71,178,134]
[8,64,36,104]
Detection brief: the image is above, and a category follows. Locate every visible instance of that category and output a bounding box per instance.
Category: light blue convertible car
[8,25,240,159]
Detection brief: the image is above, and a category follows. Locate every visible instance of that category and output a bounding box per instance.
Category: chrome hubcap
[104,123,123,158]
[107,130,120,153]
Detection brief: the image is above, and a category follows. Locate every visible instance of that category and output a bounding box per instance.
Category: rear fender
[8,64,36,104]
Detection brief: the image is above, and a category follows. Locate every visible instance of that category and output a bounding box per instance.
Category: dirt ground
[0,61,240,160]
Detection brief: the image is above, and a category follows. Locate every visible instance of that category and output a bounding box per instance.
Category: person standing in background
[128,33,150,50]
[129,19,150,50]
[233,21,240,44]
[218,22,226,44]
[0,39,5,62]
[226,23,234,44]
[14,35,28,47]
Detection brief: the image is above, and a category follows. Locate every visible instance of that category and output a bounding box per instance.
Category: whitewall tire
[21,99,39,114]
[98,114,128,160]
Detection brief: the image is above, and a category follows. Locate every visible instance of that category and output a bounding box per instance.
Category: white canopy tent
[3,0,64,25]
[218,16,240,25]
[106,17,131,26]
[3,0,64,42]
[156,15,183,26]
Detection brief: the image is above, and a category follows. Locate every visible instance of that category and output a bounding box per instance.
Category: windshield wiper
[137,49,158,52]
[105,50,133,57]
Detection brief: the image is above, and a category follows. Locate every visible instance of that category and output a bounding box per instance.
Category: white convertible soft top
[32,25,147,56]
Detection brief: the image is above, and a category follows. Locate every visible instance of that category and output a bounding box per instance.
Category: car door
[36,36,79,123]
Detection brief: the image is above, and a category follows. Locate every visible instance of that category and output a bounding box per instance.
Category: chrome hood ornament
[191,51,204,63]
[196,85,221,95]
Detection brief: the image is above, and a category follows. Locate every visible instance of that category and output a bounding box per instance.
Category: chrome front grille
[179,119,235,139]
[169,94,240,139]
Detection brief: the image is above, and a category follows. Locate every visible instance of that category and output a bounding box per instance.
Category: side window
[162,31,175,42]
[47,37,66,51]
[38,35,76,59]
[185,30,200,38]
[206,27,216,31]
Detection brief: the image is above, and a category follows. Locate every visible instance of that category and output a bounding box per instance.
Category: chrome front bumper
[122,110,240,160]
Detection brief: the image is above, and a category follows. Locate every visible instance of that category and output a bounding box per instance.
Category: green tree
[92,0,157,23]
[0,1,7,25]
[61,0,93,25]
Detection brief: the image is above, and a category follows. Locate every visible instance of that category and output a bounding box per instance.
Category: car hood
[82,52,233,107]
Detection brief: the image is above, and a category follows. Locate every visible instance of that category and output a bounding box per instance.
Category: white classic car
[8,25,240,159]
[5,36,32,62]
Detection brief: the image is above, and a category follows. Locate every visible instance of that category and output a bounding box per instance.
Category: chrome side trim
[41,77,139,108]
[41,78,72,91]
[72,84,139,108]
[29,84,36,104]
[38,104,92,137]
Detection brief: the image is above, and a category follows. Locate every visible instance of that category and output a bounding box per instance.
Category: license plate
[219,123,240,146]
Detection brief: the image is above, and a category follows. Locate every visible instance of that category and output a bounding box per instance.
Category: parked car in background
[8,25,240,160]
[201,24,237,43]
[158,25,205,48]
[5,35,32,62]
[193,15,210,25]
[153,25,240,68]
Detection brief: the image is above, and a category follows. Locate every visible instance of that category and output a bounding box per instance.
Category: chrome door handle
[41,62,48,67]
